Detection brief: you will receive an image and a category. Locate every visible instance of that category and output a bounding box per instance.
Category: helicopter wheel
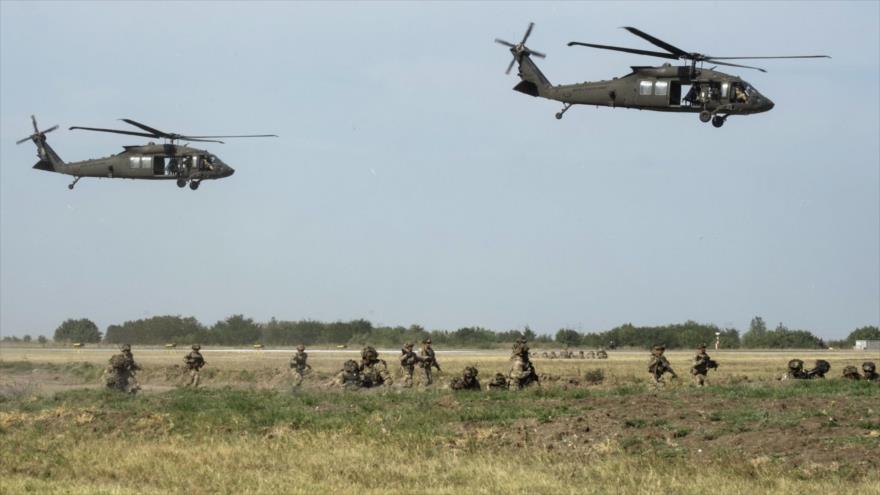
[68,184,74,190]
[555,113,563,120]
[189,181,200,191]
[712,116,725,128]
[699,111,711,123]
[177,179,187,188]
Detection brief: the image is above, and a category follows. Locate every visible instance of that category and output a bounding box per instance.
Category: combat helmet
[464,366,478,378]
[120,343,131,352]
[788,359,804,370]
[343,359,360,373]
[842,365,861,379]
[192,344,201,351]
[811,359,831,375]
[652,344,666,354]
[361,346,378,361]
[403,342,414,350]
[297,345,305,352]
[697,343,706,350]
[422,338,432,345]
[863,362,876,372]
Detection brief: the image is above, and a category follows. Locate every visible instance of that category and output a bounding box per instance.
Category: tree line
[20,314,876,350]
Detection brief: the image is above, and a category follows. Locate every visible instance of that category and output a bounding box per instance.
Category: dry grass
[1,345,878,494]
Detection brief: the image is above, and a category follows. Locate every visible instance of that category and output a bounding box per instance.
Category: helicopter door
[669,82,682,106]
[153,157,165,175]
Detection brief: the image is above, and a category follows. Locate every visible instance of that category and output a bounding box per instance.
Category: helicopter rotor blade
[707,55,831,60]
[15,136,32,145]
[705,59,767,72]
[622,27,688,57]
[31,115,39,133]
[528,50,546,59]
[42,125,59,134]
[181,138,226,144]
[521,22,534,45]
[69,126,158,138]
[495,38,516,48]
[182,134,278,139]
[568,41,679,60]
[505,58,517,75]
[119,118,171,138]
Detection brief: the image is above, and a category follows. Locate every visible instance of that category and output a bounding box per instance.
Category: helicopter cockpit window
[654,81,668,96]
[639,80,653,96]
[732,83,749,103]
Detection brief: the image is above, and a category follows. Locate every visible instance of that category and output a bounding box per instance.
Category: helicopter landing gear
[177,179,187,188]
[556,103,573,120]
[699,110,711,123]
[189,180,200,191]
[712,115,727,128]
[68,176,82,190]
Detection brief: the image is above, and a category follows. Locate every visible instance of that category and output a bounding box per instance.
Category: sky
[1,1,877,340]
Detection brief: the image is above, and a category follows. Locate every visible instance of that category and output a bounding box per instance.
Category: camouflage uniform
[289,345,311,387]
[418,339,440,385]
[781,359,808,380]
[398,343,422,388]
[862,362,879,381]
[508,338,539,390]
[806,359,830,379]
[648,345,677,384]
[105,344,141,394]
[360,346,392,388]
[842,365,861,380]
[487,373,509,390]
[450,366,481,391]
[184,344,206,387]
[332,359,364,389]
[690,344,717,387]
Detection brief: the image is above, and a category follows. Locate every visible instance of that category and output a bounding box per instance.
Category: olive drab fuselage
[34,143,235,182]
[515,57,774,118]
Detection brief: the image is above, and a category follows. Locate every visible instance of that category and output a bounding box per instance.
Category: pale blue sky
[1,1,877,339]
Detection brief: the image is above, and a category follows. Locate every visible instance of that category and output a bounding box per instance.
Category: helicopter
[16,116,277,190]
[495,23,829,127]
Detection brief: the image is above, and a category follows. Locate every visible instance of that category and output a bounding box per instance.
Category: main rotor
[495,22,546,75]
[568,27,830,76]
[69,118,278,145]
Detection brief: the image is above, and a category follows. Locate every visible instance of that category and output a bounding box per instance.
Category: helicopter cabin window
[721,82,730,99]
[129,156,152,169]
[639,80,653,96]
[654,81,668,96]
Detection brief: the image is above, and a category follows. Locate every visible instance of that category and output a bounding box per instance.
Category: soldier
[418,338,441,385]
[105,343,141,394]
[549,351,557,359]
[842,365,861,380]
[509,338,540,390]
[184,344,206,387]
[289,345,311,387]
[806,359,830,379]
[487,373,509,390]
[690,343,718,387]
[541,351,549,358]
[648,345,677,385]
[451,366,481,391]
[578,350,585,359]
[332,359,364,389]
[398,342,422,388]
[596,348,608,359]
[781,359,808,380]
[360,346,392,388]
[862,362,879,381]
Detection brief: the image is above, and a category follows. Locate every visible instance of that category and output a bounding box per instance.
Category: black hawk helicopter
[17,116,276,190]
[496,23,829,127]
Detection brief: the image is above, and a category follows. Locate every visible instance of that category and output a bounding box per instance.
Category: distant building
[854,340,880,351]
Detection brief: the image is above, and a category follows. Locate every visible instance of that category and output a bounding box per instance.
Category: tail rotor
[495,22,546,75]
[16,115,58,145]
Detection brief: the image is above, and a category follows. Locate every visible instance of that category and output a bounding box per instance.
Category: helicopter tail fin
[514,55,552,97]
[15,116,64,172]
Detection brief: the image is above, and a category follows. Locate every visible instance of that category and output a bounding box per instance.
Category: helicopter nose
[225,167,235,177]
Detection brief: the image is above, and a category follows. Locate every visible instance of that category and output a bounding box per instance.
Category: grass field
[1,346,878,494]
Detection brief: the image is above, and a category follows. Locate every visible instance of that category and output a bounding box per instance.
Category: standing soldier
[862,362,879,381]
[648,345,677,385]
[690,343,718,387]
[289,345,311,387]
[509,338,539,390]
[184,344,206,387]
[419,338,441,385]
[399,342,422,388]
